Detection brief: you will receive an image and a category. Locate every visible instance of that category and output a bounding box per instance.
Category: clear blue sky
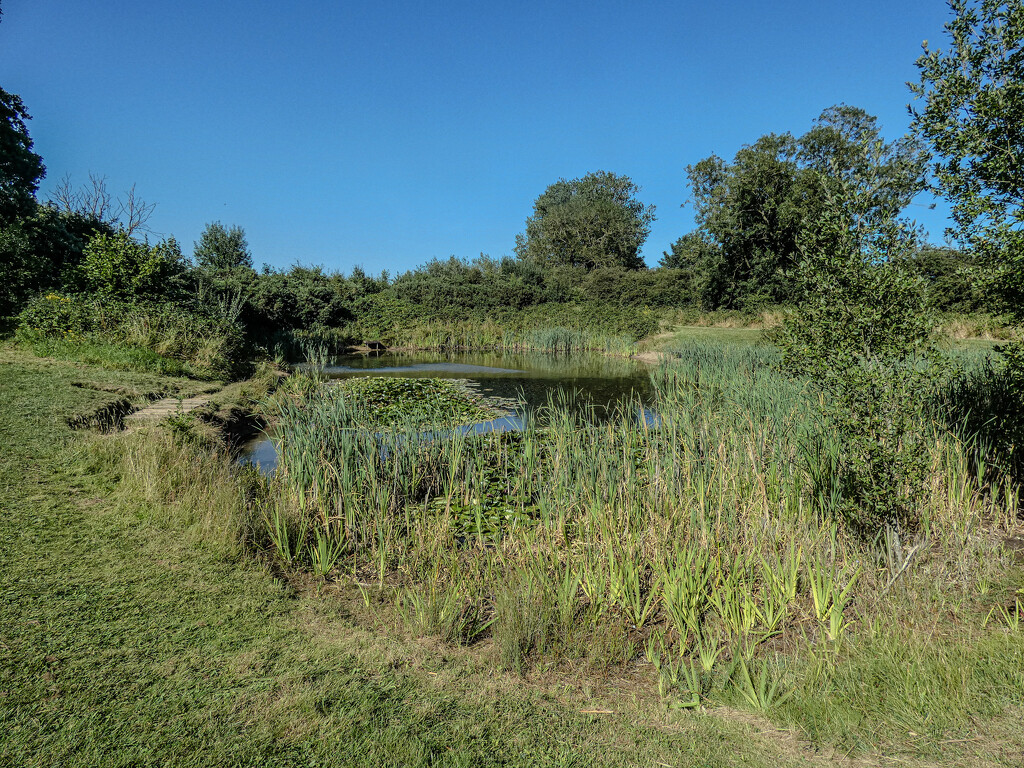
[1,0,956,273]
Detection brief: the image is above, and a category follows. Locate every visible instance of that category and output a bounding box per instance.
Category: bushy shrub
[78,231,187,301]
[773,190,940,536]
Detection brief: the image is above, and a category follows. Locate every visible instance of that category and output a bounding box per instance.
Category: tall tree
[0,87,50,313]
[911,0,1024,476]
[193,221,253,271]
[684,106,927,309]
[0,86,45,226]
[515,171,655,271]
[910,0,1024,316]
[686,133,812,308]
[659,230,719,270]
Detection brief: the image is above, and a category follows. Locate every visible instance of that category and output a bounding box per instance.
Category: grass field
[2,340,1023,767]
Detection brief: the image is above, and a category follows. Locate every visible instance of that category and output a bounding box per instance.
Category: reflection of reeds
[256,339,1018,713]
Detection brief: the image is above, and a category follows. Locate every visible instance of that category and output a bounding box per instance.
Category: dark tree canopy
[193,221,253,271]
[0,87,46,225]
[686,133,812,308]
[910,0,1024,317]
[659,230,719,271]
[515,171,656,271]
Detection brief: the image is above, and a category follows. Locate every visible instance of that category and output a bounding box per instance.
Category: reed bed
[254,339,1020,725]
[289,321,638,358]
[394,322,636,356]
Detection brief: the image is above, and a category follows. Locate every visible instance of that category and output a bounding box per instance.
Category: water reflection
[324,350,653,412]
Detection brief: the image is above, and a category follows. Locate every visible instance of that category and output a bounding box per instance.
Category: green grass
[0,342,833,767]
[17,335,196,376]
[661,325,766,346]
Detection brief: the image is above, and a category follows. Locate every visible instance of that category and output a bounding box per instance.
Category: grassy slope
[648,324,1005,352]
[0,344,826,767]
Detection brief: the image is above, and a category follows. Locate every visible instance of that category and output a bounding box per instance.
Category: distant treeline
[0,85,1007,377]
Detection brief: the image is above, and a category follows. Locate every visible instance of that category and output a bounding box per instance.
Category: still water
[239,350,655,472]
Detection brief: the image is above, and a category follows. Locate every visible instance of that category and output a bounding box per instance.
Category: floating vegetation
[334,376,503,430]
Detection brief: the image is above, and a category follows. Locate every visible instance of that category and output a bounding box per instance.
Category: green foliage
[193,221,253,271]
[515,171,656,271]
[906,243,994,313]
[335,377,499,430]
[236,264,355,342]
[78,231,187,301]
[659,230,718,272]
[16,292,247,379]
[3,356,754,768]
[937,339,1024,482]
[910,0,1024,482]
[0,206,114,316]
[911,0,1024,318]
[773,144,941,535]
[685,106,927,310]
[0,222,34,316]
[0,86,46,226]
[0,89,109,316]
[341,255,673,347]
[687,133,811,308]
[15,291,89,339]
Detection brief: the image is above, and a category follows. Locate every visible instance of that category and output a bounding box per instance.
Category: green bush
[78,231,187,301]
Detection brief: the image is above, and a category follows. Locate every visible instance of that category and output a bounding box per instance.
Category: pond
[238,350,656,473]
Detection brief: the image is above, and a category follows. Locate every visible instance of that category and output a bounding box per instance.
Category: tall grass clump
[383,320,637,356]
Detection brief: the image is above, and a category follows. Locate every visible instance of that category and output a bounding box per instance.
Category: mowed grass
[0,343,828,767]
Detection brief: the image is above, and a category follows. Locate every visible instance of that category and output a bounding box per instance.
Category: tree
[683,106,927,309]
[801,105,928,215]
[0,205,114,315]
[659,230,718,270]
[50,173,156,236]
[0,86,46,225]
[79,231,186,301]
[773,140,940,536]
[906,243,991,312]
[193,221,253,271]
[911,0,1024,480]
[686,133,812,308]
[515,171,655,271]
[910,0,1024,317]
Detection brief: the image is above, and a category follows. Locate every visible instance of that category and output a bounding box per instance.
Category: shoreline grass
[253,338,1023,760]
